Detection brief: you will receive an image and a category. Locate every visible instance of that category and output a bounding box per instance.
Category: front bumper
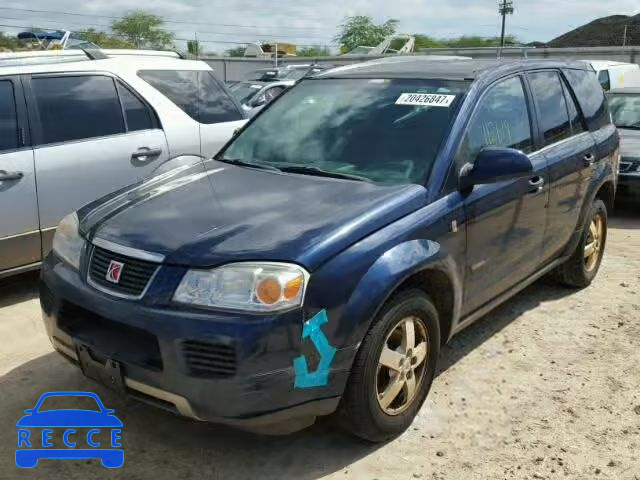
[40,254,354,427]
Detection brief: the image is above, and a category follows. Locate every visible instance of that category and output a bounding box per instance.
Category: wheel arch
[594,179,615,213]
[343,239,463,348]
[561,168,615,259]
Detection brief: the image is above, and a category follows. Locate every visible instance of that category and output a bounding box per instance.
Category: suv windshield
[221,78,469,185]
[607,93,640,129]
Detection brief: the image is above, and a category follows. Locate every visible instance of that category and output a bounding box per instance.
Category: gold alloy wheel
[376,316,429,415]
[584,213,604,272]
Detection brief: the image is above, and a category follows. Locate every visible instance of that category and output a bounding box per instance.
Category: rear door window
[116,81,156,132]
[0,81,19,152]
[560,77,587,135]
[31,75,125,145]
[564,68,610,130]
[138,70,243,124]
[528,71,572,146]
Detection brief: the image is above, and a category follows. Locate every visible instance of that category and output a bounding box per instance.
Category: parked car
[229,79,294,114]
[584,60,640,91]
[245,64,328,82]
[0,49,246,278]
[607,87,640,199]
[41,57,618,442]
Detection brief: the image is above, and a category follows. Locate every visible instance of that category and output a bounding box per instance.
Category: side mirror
[459,147,533,189]
[251,94,267,107]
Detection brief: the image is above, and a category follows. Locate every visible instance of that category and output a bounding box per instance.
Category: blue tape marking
[293,309,337,388]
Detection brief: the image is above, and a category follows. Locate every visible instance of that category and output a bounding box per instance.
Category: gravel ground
[0,205,638,480]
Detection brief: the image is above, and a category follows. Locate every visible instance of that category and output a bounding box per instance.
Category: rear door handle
[583,153,596,166]
[528,176,545,194]
[131,148,162,161]
[0,170,24,181]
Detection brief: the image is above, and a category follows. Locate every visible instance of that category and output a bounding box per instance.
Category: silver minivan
[0,50,246,278]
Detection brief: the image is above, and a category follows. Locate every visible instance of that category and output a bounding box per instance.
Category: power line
[0,22,336,48]
[0,6,335,32]
[0,15,335,42]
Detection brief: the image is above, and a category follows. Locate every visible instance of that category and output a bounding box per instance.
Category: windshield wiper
[216,157,281,172]
[278,165,371,182]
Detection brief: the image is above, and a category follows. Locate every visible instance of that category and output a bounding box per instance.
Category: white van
[584,60,640,91]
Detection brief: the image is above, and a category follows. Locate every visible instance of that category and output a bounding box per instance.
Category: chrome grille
[88,245,158,298]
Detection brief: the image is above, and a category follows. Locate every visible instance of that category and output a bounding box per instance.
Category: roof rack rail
[0,49,94,67]
[0,48,185,68]
[82,49,108,60]
[100,49,181,58]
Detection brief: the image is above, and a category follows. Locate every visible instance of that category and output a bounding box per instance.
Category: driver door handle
[528,176,545,194]
[131,148,162,161]
[0,170,24,181]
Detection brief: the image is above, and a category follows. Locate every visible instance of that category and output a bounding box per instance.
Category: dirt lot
[1,205,638,480]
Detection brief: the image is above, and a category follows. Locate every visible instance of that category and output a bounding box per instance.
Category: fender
[342,239,463,347]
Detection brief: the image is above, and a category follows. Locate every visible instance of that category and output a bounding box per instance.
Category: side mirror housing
[459,147,533,189]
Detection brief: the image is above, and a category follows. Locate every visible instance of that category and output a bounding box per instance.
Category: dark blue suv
[40,58,618,442]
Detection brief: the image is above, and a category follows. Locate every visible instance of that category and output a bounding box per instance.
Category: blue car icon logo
[16,391,123,468]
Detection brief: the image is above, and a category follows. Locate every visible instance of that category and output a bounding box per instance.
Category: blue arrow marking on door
[293,309,336,388]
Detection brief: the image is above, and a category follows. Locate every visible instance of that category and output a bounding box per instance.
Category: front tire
[338,289,440,442]
[555,198,608,288]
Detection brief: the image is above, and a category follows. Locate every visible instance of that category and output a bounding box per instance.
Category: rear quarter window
[563,68,610,131]
[138,70,243,124]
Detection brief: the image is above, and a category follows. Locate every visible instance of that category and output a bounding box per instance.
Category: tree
[335,15,398,52]
[442,35,518,48]
[0,32,21,51]
[297,45,331,57]
[187,40,201,56]
[411,34,520,51]
[413,34,445,49]
[225,46,246,57]
[111,11,174,49]
[77,28,134,49]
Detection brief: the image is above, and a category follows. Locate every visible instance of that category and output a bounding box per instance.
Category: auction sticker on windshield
[395,93,456,107]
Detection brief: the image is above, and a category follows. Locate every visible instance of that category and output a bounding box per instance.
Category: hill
[548,14,640,47]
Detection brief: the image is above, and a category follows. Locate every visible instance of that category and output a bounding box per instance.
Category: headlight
[173,262,309,312]
[52,212,83,270]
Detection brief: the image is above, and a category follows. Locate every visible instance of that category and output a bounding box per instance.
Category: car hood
[619,128,640,158]
[16,410,122,427]
[79,160,427,270]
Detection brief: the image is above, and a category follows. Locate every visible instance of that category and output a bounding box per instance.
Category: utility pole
[622,25,627,47]
[498,0,514,56]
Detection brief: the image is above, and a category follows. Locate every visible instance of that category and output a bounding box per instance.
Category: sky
[0,0,639,52]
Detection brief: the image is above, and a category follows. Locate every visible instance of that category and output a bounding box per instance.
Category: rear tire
[338,289,440,442]
[554,198,607,288]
